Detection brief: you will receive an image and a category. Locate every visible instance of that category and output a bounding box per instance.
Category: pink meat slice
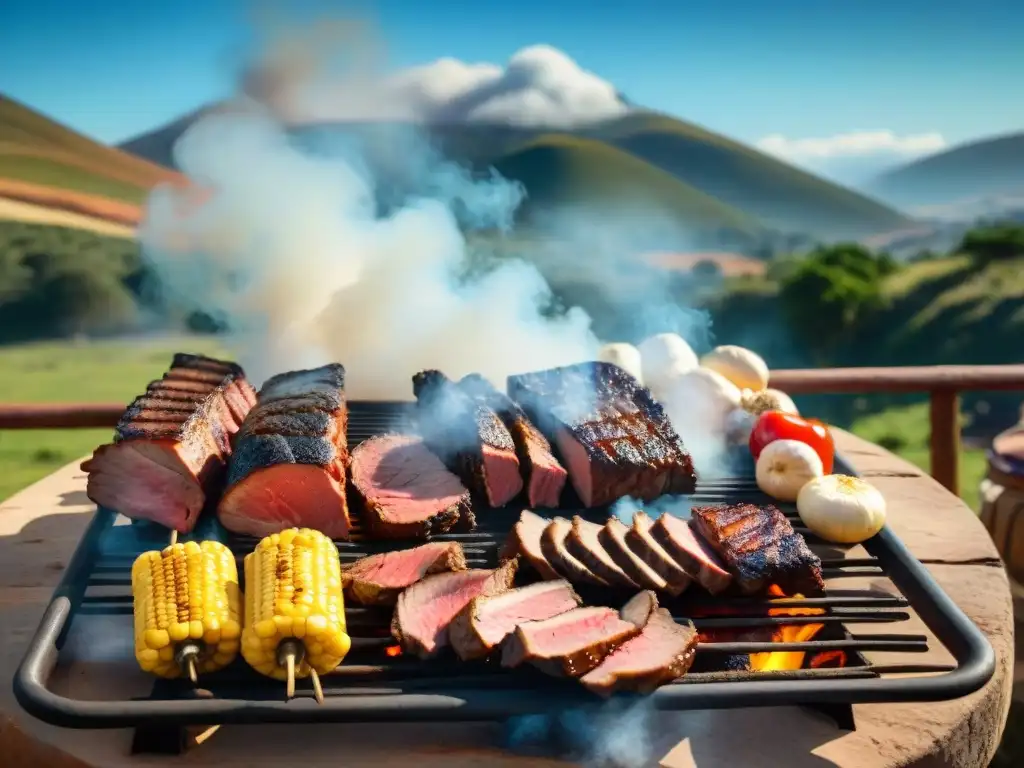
[343,542,468,606]
[652,513,733,594]
[500,510,560,580]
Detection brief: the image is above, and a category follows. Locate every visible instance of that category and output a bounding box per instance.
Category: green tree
[958,224,1024,264]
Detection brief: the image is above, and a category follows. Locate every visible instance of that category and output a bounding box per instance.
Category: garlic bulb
[741,387,799,416]
[755,439,824,502]
[796,474,887,544]
[597,343,644,384]
[638,333,699,397]
[701,345,770,392]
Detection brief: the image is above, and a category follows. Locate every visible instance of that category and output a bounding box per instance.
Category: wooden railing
[1,364,1023,497]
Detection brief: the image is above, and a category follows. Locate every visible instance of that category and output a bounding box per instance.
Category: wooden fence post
[929,388,961,496]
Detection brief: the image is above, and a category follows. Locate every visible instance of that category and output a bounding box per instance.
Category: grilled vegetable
[241,528,351,701]
[749,410,835,474]
[797,474,888,544]
[131,540,242,680]
[700,345,769,392]
[755,439,824,502]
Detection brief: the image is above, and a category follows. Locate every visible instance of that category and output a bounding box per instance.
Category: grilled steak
[350,434,471,539]
[343,542,468,606]
[392,558,519,658]
[449,580,581,661]
[217,365,351,539]
[458,374,567,508]
[626,511,692,595]
[690,504,825,595]
[500,509,560,579]
[501,593,648,677]
[599,517,668,592]
[580,608,699,697]
[541,516,608,586]
[81,353,255,532]
[567,516,639,588]
[413,370,523,510]
[651,513,733,594]
[506,362,697,507]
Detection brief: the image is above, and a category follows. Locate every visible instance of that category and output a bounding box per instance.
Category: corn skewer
[241,528,350,704]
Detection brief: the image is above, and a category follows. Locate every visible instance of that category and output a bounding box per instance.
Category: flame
[748,585,826,672]
[809,650,847,669]
[384,644,402,658]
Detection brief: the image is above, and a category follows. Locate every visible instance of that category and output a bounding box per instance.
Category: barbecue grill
[12,401,996,754]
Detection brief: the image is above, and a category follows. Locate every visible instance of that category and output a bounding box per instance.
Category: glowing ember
[384,645,402,658]
[749,585,826,672]
[809,650,848,669]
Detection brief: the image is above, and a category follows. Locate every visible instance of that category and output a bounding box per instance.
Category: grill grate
[13,401,994,749]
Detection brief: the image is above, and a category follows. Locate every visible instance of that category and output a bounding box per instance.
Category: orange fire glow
[384,645,403,658]
[748,585,826,672]
[809,650,847,669]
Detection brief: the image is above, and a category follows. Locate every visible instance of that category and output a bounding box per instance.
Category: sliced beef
[343,542,468,606]
[506,362,697,507]
[392,558,519,658]
[580,608,699,697]
[500,509,561,580]
[618,589,660,628]
[217,364,351,539]
[567,517,639,588]
[626,511,692,596]
[599,517,668,592]
[413,370,523,510]
[449,580,581,661]
[458,374,567,508]
[81,353,255,533]
[652,513,733,594]
[349,434,471,539]
[690,504,825,596]
[541,517,608,586]
[501,602,643,678]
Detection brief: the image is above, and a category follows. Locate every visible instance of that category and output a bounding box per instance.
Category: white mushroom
[701,345,770,392]
[637,333,699,397]
[755,439,824,502]
[660,367,742,437]
[796,474,888,544]
[597,343,644,384]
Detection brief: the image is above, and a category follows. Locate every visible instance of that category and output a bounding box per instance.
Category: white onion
[637,333,699,397]
[797,475,887,544]
[701,345,769,392]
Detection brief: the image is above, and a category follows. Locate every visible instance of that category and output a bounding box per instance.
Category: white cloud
[247,44,630,128]
[755,130,947,161]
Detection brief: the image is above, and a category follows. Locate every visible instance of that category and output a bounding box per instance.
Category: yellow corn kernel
[241,528,351,681]
[131,540,243,679]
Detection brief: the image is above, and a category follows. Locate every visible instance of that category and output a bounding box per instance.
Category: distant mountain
[118,106,913,242]
[867,131,1024,208]
[0,94,182,233]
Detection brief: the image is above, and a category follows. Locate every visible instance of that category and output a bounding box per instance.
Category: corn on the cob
[131,540,242,679]
[241,528,351,696]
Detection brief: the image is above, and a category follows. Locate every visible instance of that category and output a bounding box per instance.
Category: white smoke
[139,102,598,397]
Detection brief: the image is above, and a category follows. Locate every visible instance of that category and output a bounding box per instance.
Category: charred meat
[458,374,567,508]
[343,542,468,606]
[350,434,472,539]
[413,370,524,509]
[449,579,582,661]
[507,362,697,507]
[217,364,351,539]
[690,503,825,595]
[392,558,519,658]
[81,353,255,533]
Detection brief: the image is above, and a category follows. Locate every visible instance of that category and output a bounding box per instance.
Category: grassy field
[0,336,996,509]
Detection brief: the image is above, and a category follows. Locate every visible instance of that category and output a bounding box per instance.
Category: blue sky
[2,0,1022,178]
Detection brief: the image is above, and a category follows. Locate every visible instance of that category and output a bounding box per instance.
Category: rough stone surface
[0,446,1013,768]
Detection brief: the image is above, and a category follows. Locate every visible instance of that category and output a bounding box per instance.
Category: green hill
[491,134,764,244]
[0,94,179,206]
[586,112,912,239]
[868,131,1024,208]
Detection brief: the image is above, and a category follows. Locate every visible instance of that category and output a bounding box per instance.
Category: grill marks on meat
[458,374,567,508]
[501,593,647,678]
[651,513,733,594]
[81,353,255,532]
[343,542,467,606]
[507,362,697,508]
[413,370,523,511]
[690,504,825,596]
[217,364,351,539]
[449,580,582,661]
[567,516,639,588]
[392,558,519,658]
[541,516,608,586]
[626,511,693,595]
[580,606,699,697]
[350,435,472,539]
